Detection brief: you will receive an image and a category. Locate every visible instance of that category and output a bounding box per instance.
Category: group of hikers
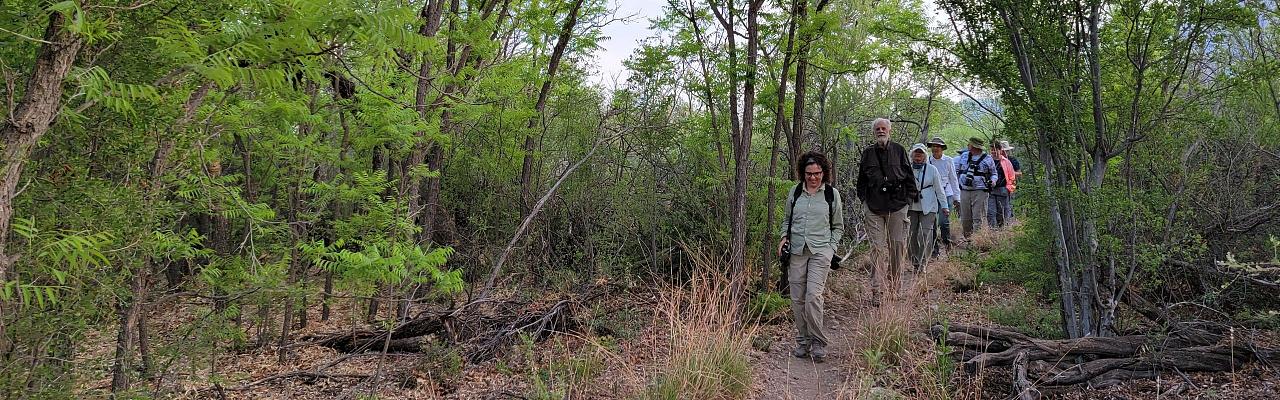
[776,118,1021,362]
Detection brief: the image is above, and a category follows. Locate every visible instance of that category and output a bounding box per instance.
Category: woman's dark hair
[795,151,832,183]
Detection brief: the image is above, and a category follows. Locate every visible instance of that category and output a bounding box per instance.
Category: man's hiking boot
[792,344,809,359]
[810,344,827,363]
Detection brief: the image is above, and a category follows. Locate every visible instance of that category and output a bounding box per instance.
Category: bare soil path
[750,260,931,399]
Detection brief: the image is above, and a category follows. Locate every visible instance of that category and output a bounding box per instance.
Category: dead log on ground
[308,284,615,357]
[308,310,450,353]
[931,322,1280,389]
[1012,351,1041,400]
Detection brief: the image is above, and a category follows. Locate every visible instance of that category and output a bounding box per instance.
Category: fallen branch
[479,110,620,301]
[1012,351,1041,400]
[310,283,618,359]
[227,371,370,391]
[309,309,450,353]
[467,298,578,362]
[933,322,1280,389]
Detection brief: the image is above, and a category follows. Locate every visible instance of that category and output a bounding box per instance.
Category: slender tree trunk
[997,5,1085,339]
[421,124,446,244]
[278,181,302,362]
[762,3,800,291]
[518,0,586,208]
[137,301,151,377]
[278,83,317,362]
[729,0,761,292]
[709,0,761,292]
[324,108,354,323]
[0,11,83,281]
[278,244,299,363]
[111,81,212,394]
[366,287,381,323]
[0,13,84,355]
[404,0,446,244]
[919,88,936,144]
[787,3,810,172]
[110,271,144,393]
[815,77,836,182]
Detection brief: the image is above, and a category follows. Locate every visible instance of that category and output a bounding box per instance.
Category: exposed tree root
[932,322,1280,389]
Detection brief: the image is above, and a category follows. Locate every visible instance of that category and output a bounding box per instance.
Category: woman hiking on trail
[777,151,845,362]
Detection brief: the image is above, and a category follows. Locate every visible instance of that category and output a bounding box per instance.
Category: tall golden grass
[835,226,1021,400]
[641,248,757,400]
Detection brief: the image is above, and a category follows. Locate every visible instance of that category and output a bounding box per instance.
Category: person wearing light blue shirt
[908,144,950,271]
[953,137,997,241]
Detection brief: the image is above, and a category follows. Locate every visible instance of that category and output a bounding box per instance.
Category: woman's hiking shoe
[810,344,828,363]
[792,345,809,359]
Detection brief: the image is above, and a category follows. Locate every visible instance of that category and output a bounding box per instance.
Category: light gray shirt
[779,183,845,256]
[929,153,960,199]
[909,163,950,214]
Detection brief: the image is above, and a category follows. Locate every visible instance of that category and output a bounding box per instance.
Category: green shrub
[986,297,1064,339]
[746,291,790,322]
[972,225,1056,297]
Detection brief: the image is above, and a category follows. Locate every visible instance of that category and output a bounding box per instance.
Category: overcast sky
[588,0,663,86]
[584,0,984,100]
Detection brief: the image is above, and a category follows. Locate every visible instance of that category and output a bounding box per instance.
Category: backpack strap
[824,184,835,230]
[785,184,803,239]
[788,184,838,236]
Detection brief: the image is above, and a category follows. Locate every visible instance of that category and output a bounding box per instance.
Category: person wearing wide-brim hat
[952,136,997,241]
[926,137,960,254]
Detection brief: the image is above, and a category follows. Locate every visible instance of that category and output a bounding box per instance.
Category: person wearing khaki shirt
[778,151,844,362]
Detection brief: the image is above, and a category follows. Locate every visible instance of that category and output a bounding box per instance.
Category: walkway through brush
[750,258,883,399]
[748,246,1280,399]
[749,251,942,399]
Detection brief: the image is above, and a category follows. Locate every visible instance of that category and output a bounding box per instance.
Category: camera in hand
[879,178,902,194]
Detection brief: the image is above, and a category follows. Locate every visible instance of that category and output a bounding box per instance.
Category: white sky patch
[588,0,663,87]
[585,0,998,108]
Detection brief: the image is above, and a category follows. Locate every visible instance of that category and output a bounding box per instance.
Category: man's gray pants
[959,189,989,239]
[789,246,831,347]
[987,186,1011,228]
[908,211,937,270]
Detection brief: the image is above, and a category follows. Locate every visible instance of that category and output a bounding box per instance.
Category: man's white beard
[875,136,889,145]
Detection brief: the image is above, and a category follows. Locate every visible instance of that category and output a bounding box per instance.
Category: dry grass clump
[964,221,1022,252]
[838,228,1023,400]
[641,250,755,400]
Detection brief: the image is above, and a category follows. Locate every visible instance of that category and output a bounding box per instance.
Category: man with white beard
[854,118,918,305]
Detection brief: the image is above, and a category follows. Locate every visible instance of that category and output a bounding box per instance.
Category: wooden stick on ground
[1013,350,1041,400]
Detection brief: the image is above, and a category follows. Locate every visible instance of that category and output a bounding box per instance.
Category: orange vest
[998,157,1017,193]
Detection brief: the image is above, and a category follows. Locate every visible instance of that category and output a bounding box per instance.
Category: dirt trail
[750,261,933,399]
